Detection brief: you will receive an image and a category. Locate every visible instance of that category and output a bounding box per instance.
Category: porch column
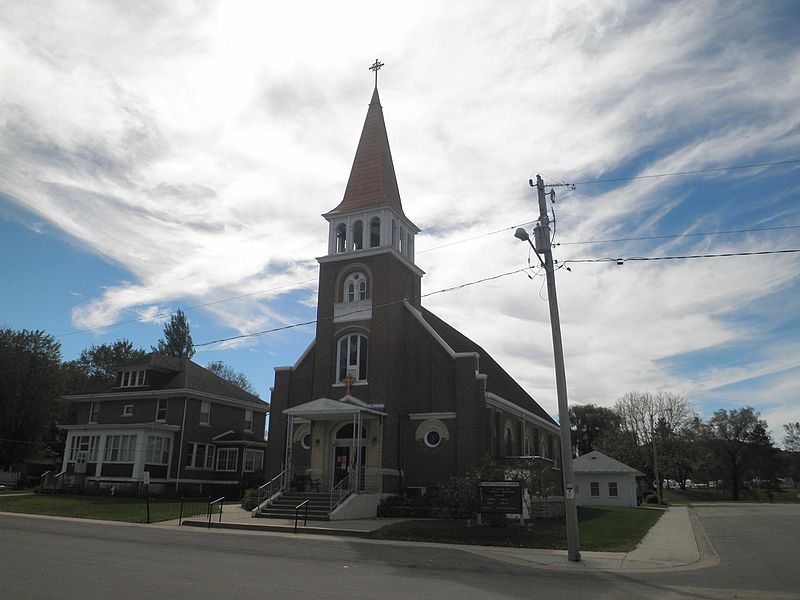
[284,414,294,490]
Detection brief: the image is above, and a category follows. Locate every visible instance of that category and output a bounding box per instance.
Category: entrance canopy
[283,395,386,421]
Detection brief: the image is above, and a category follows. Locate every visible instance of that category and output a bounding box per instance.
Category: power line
[566,158,800,186]
[562,248,800,265]
[194,267,535,348]
[416,221,536,254]
[195,246,800,347]
[556,224,800,246]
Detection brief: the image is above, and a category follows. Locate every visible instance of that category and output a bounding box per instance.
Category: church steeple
[326,86,407,220]
[322,63,420,266]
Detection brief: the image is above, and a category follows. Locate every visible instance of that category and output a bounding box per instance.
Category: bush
[644,493,659,504]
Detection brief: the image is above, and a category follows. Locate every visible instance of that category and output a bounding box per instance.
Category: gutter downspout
[175,397,189,494]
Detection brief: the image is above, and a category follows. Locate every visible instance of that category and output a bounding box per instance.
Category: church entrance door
[332,445,366,487]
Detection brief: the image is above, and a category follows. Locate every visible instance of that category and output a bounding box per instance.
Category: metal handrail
[257,469,286,509]
[329,474,353,514]
[294,499,309,533]
[208,496,225,528]
[179,497,211,525]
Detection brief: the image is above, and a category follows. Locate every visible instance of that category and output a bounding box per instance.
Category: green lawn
[371,506,663,552]
[0,494,212,523]
[663,487,800,505]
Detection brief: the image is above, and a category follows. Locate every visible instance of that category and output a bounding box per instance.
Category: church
[264,69,560,519]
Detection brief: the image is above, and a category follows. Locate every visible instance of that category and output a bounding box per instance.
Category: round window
[300,433,311,450]
[425,430,441,448]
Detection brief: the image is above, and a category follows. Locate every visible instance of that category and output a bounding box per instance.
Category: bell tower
[312,64,424,402]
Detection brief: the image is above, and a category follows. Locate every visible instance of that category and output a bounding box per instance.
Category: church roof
[418,307,557,426]
[573,450,644,475]
[325,87,408,220]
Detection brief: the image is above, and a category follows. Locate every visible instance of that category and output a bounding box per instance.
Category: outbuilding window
[590,481,600,497]
[608,481,618,497]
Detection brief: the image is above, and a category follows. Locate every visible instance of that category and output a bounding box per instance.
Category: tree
[613,391,695,500]
[783,422,800,452]
[703,407,773,501]
[0,329,63,470]
[569,403,621,456]
[62,339,146,393]
[206,361,259,397]
[152,310,194,358]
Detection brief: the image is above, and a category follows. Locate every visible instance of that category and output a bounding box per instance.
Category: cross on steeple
[369,58,384,88]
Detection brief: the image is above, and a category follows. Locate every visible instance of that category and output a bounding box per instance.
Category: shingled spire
[326,86,407,219]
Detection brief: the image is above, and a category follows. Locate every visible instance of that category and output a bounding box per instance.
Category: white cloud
[1,0,798,429]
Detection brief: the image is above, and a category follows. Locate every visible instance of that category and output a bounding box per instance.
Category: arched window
[343,272,367,302]
[335,223,347,253]
[352,220,363,251]
[524,434,532,456]
[369,217,380,247]
[391,219,397,248]
[399,226,405,253]
[505,428,513,457]
[337,334,368,382]
[336,423,367,439]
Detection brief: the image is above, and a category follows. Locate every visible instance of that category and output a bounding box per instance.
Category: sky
[1,1,798,442]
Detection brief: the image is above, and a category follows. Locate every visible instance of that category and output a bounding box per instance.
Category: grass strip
[371,506,663,552]
[0,494,188,523]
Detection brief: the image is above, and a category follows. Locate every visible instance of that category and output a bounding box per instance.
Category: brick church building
[265,78,559,518]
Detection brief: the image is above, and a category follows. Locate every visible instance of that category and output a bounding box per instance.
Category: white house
[573,450,643,508]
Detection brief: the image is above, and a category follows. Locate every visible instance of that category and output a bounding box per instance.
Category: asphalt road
[1,504,798,599]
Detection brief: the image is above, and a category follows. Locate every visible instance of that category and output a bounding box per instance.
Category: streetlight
[515,175,581,562]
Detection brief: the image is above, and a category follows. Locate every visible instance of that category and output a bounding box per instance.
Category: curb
[180,519,370,538]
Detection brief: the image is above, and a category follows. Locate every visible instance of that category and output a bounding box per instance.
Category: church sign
[477,481,523,514]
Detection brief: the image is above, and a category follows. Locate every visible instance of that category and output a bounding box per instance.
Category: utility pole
[518,174,581,562]
[650,413,662,504]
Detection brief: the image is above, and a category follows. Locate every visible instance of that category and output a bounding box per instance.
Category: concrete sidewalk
[176,505,715,572]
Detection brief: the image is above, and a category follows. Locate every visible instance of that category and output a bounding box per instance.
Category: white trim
[292,339,316,370]
[59,423,181,433]
[409,412,456,420]
[485,392,560,434]
[404,302,456,357]
[318,246,425,277]
[63,389,268,413]
[216,448,238,472]
[121,404,134,417]
[212,429,236,441]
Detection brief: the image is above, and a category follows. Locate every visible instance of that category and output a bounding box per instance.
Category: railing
[257,469,286,509]
[294,499,309,534]
[39,471,52,491]
[178,497,211,525]
[208,496,225,528]
[329,474,354,514]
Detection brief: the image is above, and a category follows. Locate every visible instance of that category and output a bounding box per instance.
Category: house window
[244,410,253,432]
[156,399,168,422]
[352,220,363,250]
[68,435,99,462]
[122,404,134,417]
[186,443,214,469]
[200,400,210,425]
[369,217,380,247]
[146,436,171,465]
[120,370,146,388]
[216,448,238,472]
[343,272,367,302]
[590,481,600,497]
[89,402,100,423]
[104,435,137,463]
[335,223,347,253]
[244,449,264,472]
[608,481,618,497]
[336,334,368,382]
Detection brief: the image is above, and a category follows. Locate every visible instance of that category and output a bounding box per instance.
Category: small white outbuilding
[573,450,644,508]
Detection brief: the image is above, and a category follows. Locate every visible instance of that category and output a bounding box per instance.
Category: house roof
[573,450,645,475]
[325,87,409,221]
[418,307,557,426]
[72,354,267,409]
